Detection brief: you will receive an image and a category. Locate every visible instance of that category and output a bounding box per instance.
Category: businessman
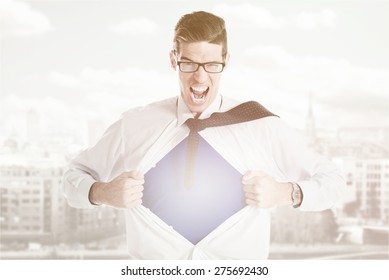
[63,11,345,259]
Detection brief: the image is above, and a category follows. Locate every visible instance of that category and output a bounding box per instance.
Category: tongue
[193,92,204,98]
[192,88,206,98]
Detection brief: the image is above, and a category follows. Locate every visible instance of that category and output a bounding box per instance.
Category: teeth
[191,86,208,93]
[190,86,208,104]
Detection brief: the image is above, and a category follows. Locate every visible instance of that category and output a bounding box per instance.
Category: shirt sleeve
[265,117,346,211]
[62,117,125,209]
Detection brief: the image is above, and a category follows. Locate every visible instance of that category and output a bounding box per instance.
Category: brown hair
[173,11,228,57]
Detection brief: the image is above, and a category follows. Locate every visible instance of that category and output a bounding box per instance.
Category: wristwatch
[291,182,302,208]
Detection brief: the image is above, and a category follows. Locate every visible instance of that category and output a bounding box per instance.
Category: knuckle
[254,177,263,185]
[244,184,256,193]
[132,193,141,200]
[123,180,133,188]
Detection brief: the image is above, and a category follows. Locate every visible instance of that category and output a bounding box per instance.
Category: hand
[242,170,292,208]
[89,171,144,209]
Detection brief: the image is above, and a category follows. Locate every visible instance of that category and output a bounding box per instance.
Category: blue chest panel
[143,136,244,244]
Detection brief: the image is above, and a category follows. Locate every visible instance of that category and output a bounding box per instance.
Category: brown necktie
[184,101,278,187]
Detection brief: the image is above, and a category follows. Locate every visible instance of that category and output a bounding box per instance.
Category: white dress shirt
[62,94,345,259]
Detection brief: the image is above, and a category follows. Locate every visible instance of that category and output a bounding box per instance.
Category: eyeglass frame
[176,60,226,73]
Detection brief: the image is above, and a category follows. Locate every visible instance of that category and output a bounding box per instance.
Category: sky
[1,0,388,146]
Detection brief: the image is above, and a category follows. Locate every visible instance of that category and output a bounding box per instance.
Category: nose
[193,65,208,82]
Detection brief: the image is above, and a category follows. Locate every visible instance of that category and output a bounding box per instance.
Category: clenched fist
[242,170,292,208]
[89,171,145,209]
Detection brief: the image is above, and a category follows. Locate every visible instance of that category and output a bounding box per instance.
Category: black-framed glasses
[177,61,225,73]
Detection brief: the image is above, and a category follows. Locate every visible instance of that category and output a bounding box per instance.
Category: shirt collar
[177,94,222,127]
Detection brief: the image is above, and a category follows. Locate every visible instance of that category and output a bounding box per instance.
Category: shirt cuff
[76,176,98,209]
[295,180,323,211]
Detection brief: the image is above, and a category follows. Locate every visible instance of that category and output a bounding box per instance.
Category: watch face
[292,184,301,207]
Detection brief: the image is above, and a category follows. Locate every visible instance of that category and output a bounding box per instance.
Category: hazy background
[1,0,388,137]
[0,0,388,259]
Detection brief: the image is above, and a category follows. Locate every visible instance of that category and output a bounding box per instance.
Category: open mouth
[190,86,209,104]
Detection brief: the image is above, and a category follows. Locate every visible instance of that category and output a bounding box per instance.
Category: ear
[224,52,230,68]
[169,50,177,70]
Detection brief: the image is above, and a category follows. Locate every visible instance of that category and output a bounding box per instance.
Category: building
[304,94,389,226]
[0,146,124,249]
[0,155,66,245]
[346,156,389,224]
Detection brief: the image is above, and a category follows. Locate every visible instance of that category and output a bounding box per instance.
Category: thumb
[124,170,144,180]
[242,170,268,182]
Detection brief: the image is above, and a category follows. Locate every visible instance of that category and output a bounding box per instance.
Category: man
[63,11,345,259]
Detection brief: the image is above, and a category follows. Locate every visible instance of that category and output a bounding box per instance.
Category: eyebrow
[179,56,194,62]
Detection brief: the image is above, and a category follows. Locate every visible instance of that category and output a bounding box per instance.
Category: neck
[193,112,201,118]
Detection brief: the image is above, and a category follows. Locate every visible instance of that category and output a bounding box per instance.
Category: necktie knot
[185,118,207,132]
